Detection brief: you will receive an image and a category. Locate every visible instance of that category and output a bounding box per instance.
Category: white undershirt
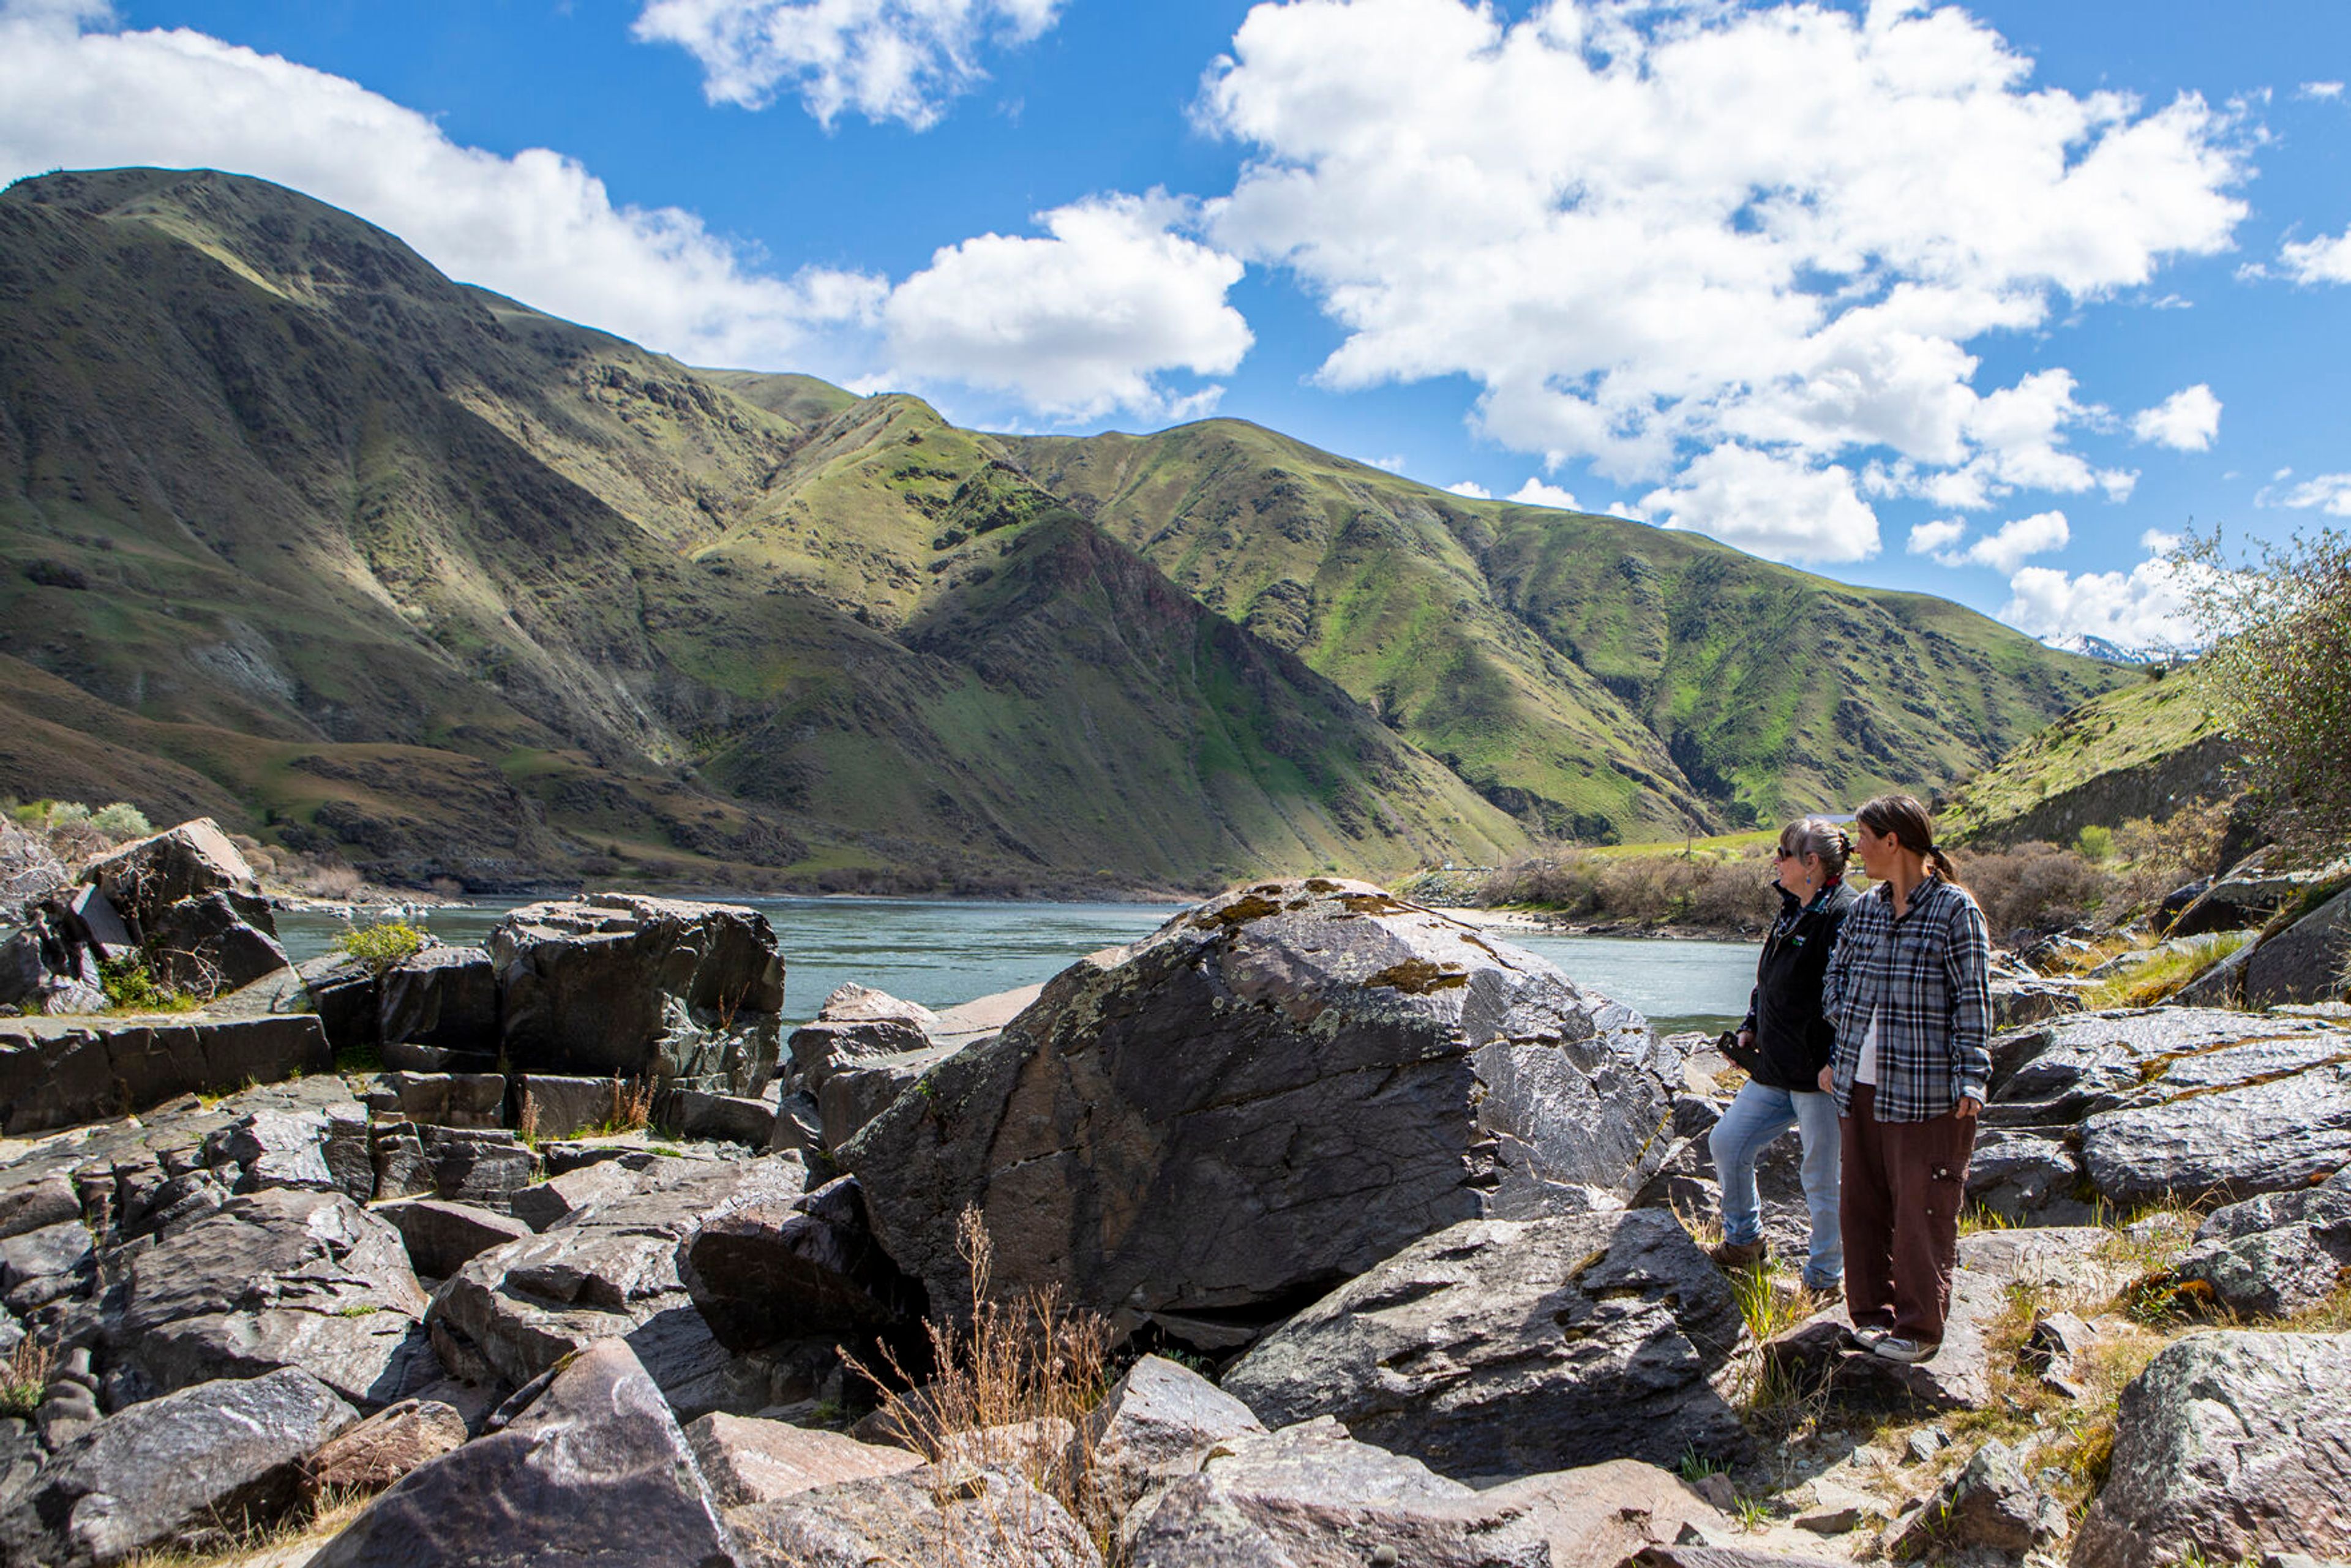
[1854,1008,1881,1086]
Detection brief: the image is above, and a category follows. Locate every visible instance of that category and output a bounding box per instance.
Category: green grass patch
[100,958,198,1014]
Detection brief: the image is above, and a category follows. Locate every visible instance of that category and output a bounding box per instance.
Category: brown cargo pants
[1839,1083,1978,1346]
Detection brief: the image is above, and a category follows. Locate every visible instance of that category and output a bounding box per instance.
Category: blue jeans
[1708,1079,1843,1288]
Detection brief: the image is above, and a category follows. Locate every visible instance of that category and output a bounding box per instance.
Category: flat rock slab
[845,879,1681,1328]
[731,1464,1099,1568]
[1761,1268,2000,1412]
[1123,1416,1548,1568]
[684,1413,920,1506]
[1223,1210,1746,1479]
[105,1187,431,1409]
[1957,1227,2138,1302]
[0,1367,354,1568]
[309,1337,740,1568]
[377,1198,533,1280]
[1480,1460,1732,1568]
[0,1013,329,1135]
[2074,1331,2351,1568]
[430,1155,804,1397]
[2083,1058,2351,1205]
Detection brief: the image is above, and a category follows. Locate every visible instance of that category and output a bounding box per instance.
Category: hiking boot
[1870,1335,1938,1364]
[1708,1238,1766,1270]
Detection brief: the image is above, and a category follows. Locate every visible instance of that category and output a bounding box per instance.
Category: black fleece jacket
[1740,879,1861,1092]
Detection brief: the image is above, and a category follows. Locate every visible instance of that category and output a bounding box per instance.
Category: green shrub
[332,920,427,975]
[99,958,197,1014]
[88,801,151,841]
[2075,825,2116,863]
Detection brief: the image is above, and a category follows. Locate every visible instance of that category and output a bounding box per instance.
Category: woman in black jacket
[1706,816,1860,1289]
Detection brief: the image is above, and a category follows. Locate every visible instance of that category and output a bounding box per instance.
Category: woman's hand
[1956,1097,1981,1119]
[1817,1065,1834,1093]
[1736,1029,1755,1054]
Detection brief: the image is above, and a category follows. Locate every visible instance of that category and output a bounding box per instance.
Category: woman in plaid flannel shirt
[1817,794,1992,1364]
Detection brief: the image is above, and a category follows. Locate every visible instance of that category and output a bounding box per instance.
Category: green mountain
[0,168,2127,891]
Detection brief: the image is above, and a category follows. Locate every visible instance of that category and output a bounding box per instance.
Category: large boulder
[377,1198,534,1280]
[1223,1210,1745,1479]
[429,1155,805,1408]
[2073,1332,2351,1568]
[1760,1268,2002,1412]
[680,1176,922,1349]
[200,1101,375,1202]
[1480,1461,1734,1568]
[786,983,939,1087]
[0,819,66,920]
[308,1338,740,1568]
[301,1397,470,1498]
[2083,1059,2351,1204]
[378,947,499,1052]
[2246,887,2351,1008]
[488,894,782,1093]
[141,891,290,999]
[1121,1416,1548,1568]
[80,818,264,931]
[844,880,1681,1333]
[0,1368,355,1568]
[2170,1167,2351,1318]
[103,1187,432,1409]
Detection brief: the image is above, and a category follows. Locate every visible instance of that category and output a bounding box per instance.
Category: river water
[274,899,1755,1035]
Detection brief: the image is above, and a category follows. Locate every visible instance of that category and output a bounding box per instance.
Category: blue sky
[3,0,2348,651]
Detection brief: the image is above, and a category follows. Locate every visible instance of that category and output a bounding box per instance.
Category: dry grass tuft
[119,1488,375,1568]
[849,1208,1116,1557]
[0,1335,51,1417]
[596,1077,656,1135]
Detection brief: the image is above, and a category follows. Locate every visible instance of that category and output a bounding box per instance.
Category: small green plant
[332,1043,383,1076]
[1676,1448,1728,1484]
[99,958,197,1015]
[331,920,426,975]
[1731,1493,1774,1530]
[334,1303,381,1318]
[2075,825,2116,863]
[0,1336,53,1417]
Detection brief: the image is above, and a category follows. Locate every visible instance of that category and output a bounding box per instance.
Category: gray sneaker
[1848,1324,1889,1349]
[1871,1335,1937,1364]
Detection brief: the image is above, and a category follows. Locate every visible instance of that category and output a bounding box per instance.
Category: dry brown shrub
[849,1208,1114,1555]
[1960,841,2115,939]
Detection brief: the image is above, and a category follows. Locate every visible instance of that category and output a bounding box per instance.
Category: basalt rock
[733,1463,1098,1568]
[2246,887,2351,1009]
[684,1413,921,1507]
[2074,1332,2351,1568]
[103,1187,432,1409]
[844,880,1681,1332]
[300,1397,470,1499]
[1084,1354,1266,1515]
[1223,1210,1745,1480]
[80,819,263,931]
[0,1012,329,1135]
[428,1155,805,1408]
[488,894,782,1094]
[307,1338,740,1568]
[378,947,499,1052]
[1120,1416,1548,1568]
[0,820,66,920]
[678,1176,922,1350]
[377,1199,534,1280]
[141,891,290,1000]
[0,1368,354,1568]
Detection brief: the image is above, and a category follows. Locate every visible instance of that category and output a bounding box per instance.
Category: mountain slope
[1008,422,2127,838]
[0,167,1516,888]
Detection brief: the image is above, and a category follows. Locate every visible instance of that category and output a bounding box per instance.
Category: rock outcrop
[0,1012,329,1135]
[2074,1332,2351,1568]
[1223,1210,1747,1478]
[488,894,783,1094]
[308,1338,739,1567]
[845,880,1681,1335]
[0,1368,355,1568]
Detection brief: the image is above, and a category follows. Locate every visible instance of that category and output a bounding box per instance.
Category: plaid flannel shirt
[1821,874,1993,1122]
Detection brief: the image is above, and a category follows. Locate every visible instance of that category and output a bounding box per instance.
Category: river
[274,899,1755,1036]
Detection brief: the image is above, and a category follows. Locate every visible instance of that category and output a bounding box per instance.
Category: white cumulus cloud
[1201,0,2246,558]
[879,193,1251,421]
[1907,518,1967,555]
[2300,81,2345,100]
[1444,480,1491,498]
[2276,473,2351,516]
[2130,383,2222,450]
[1955,509,2070,573]
[1638,446,1880,563]
[632,0,1062,127]
[1507,478,1578,509]
[0,1,884,372]
[2280,228,2351,285]
[2000,546,2208,651]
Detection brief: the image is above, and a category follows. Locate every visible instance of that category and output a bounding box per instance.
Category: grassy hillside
[0,168,1516,890]
[1009,423,2126,838]
[1940,662,2240,846]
